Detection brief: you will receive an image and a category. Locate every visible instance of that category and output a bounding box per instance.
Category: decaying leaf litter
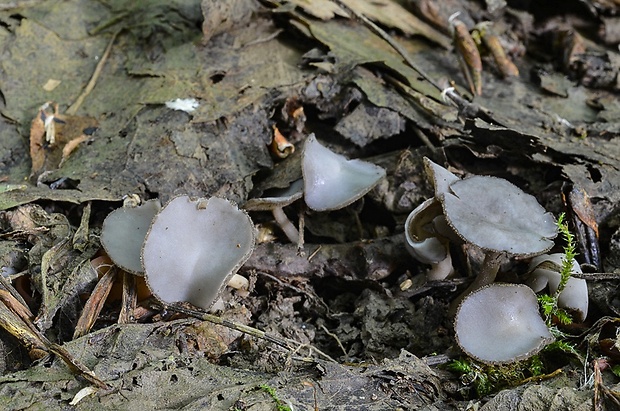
[0,0,619,409]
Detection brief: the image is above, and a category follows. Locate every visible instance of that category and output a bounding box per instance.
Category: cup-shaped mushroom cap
[440,176,557,256]
[100,199,161,275]
[302,134,386,211]
[142,196,255,310]
[455,284,554,364]
[527,253,589,322]
[244,179,304,211]
[423,157,460,196]
[405,198,448,264]
[405,199,456,281]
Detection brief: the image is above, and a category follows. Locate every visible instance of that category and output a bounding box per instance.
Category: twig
[593,358,620,411]
[0,0,42,10]
[49,344,110,389]
[307,245,322,261]
[516,368,562,385]
[297,202,306,257]
[0,273,30,311]
[569,272,620,280]
[165,304,338,363]
[240,29,283,48]
[119,271,137,324]
[413,127,436,150]
[319,323,348,361]
[67,31,119,115]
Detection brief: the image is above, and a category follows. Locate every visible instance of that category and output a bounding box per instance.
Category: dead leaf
[201,0,258,44]
[28,102,98,180]
[284,0,450,48]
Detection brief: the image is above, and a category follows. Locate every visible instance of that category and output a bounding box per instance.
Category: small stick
[165,304,337,363]
[67,31,119,115]
[118,271,137,324]
[297,202,306,256]
[48,343,110,389]
[412,127,435,150]
[319,323,348,362]
[516,368,562,385]
[0,274,30,312]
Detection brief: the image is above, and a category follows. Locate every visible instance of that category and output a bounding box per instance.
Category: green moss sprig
[555,213,578,298]
[537,213,578,326]
[258,384,292,411]
[446,357,545,397]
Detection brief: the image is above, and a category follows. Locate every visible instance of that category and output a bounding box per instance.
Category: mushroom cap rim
[437,175,557,257]
[100,198,162,276]
[454,283,555,365]
[140,195,256,310]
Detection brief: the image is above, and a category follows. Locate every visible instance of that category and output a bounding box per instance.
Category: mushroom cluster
[101,196,255,311]
[100,133,385,312]
[405,158,582,364]
[406,158,557,291]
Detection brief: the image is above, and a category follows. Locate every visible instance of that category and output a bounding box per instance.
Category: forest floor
[1,0,620,410]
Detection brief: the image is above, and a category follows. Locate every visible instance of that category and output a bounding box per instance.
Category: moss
[537,213,578,326]
[258,384,292,411]
[446,356,550,398]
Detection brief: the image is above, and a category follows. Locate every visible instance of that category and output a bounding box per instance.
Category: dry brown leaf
[285,0,450,47]
[28,102,98,180]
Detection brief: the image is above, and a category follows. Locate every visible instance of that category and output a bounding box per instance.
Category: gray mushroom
[440,175,557,256]
[404,198,455,281]
[302,134,386,212]
[142,196,255,311]
[244,179,303,243]
[527,253,589,322]
[100,199,161,275]
[423,158,557,297]
[423,157,460,197]
[454,284,555,364]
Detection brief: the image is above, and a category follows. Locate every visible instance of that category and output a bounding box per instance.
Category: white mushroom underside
[455,284,554,364]
[527,253,589,322]
[405,198,447,264]
[302,134,386,211]
[142,196,255,310]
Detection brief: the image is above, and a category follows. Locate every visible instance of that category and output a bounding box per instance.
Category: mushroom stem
[469,250,503,291]
[297,206,306,256]
[427,252,455,281]
[272,207,299,244]
[450,250,503,315]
